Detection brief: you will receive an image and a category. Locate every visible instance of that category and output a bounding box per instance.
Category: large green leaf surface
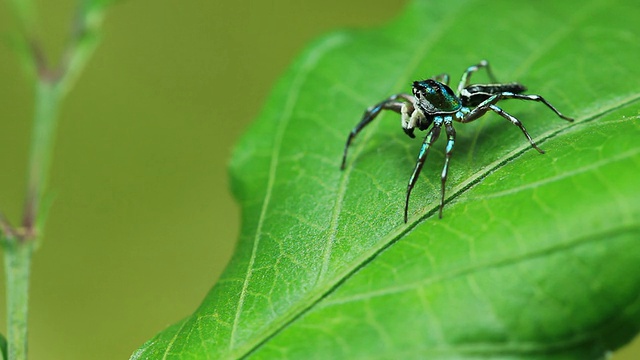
[132,0,640,359]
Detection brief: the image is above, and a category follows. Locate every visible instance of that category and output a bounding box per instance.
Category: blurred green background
[0,1,638,359]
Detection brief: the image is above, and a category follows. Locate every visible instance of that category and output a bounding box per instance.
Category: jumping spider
[340,60,573,223]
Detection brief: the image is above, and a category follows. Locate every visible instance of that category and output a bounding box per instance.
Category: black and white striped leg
[460,93,543,153]
[461,91,573,153]
[488,104,545,154]
[502,93,574,122]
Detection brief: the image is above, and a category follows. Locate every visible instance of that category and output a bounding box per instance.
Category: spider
[340,60,573,223]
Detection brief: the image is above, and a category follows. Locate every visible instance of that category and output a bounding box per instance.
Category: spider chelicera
[340,60,573,223]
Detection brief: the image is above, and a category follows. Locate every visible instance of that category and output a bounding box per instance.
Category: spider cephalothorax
[341,60,573,223]
[413,79,461,114]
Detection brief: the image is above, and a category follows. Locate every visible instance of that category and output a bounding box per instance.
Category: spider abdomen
[460,82,527,106]
[467,83,526,94]
[461,82,527,106]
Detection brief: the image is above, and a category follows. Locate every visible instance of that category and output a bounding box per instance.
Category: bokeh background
[0,1,638,359]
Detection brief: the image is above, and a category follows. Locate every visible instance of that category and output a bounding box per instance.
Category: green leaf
[132,0,640,358]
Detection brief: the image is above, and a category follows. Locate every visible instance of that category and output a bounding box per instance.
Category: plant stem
[3,242,34,360]
[2,79,61,360]
[2,1,110,357]
[22,80,61,234]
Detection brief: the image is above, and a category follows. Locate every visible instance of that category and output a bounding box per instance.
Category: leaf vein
[317,223,640,308]
[228,33,349,351]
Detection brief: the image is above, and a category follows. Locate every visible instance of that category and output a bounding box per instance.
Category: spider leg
[499,93,574,122]
[405,120,442,223]
[461,91,572,154]
[439,120,456,219]
[341,94,413,170]
[456,60,498,95]
[460,94,544,152]
[488,104,545,153]
[431,73,450,85]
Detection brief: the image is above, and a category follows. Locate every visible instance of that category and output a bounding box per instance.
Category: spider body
[340,60,573,223]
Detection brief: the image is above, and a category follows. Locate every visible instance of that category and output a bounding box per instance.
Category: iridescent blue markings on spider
[340,60,574,223]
